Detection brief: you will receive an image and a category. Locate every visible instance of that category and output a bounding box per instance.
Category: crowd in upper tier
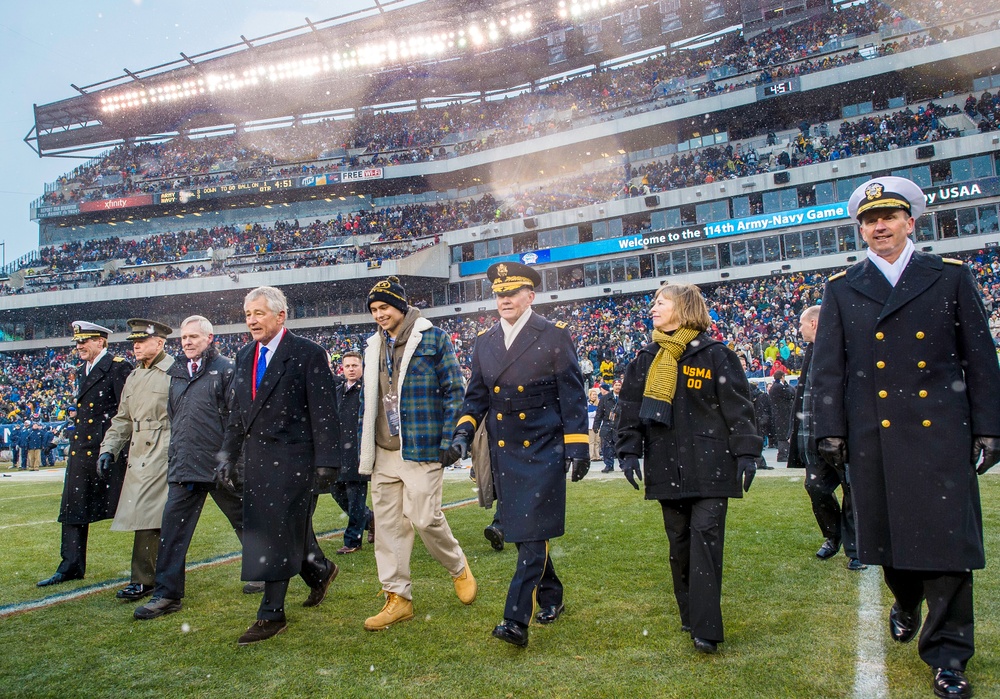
[6,244,1000,426]
[37,1,997,208]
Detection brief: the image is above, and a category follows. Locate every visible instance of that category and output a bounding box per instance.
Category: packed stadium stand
[4,0,1000,426]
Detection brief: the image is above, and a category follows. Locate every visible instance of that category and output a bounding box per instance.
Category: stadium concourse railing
[33,11,1000,210]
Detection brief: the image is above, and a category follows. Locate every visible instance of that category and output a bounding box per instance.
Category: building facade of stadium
[5,0,1000,351]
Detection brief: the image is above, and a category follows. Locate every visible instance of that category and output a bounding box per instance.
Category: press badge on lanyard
[383,392,401,436]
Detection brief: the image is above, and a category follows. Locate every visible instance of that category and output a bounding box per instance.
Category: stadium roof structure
[25,0,741,157]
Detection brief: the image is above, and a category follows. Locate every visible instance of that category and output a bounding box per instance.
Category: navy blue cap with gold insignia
[126,318,172,341]
[848,176,926,220]
[71,320,113,343]
[487,261,542,295]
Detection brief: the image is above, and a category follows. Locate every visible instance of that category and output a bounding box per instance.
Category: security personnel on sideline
[811,176,1000,699]
[451,261,590,648]
[38,322,132,587]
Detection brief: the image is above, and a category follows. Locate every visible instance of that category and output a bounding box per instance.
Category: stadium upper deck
[7,0,1000,351]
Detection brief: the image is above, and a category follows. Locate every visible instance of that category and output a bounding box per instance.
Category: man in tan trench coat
[99,318,174,603]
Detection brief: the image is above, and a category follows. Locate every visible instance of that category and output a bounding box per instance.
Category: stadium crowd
[37,1,998,209]
[5,245,1000,431]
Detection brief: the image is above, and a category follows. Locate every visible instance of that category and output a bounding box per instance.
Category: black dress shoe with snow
[492,620,528,647]
[693,637,718,654]
[535,604,565,624]
[889,602,921,643]
[37,572,83,587]
[115,583,154,602]
[815,538,841,560]
[933,668,972,698]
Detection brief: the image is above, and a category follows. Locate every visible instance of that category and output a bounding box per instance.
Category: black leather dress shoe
[693,637,718,654]
[889,602,921,643]
[933,668,972,698]
[303,563,339,608]
[484,525,505,552]
[681,624,692,634]
[242,581,265,594]
[492,620,528,647]
[816,538,842,560]
[535,604,565,624]
[847,558,868,571]
[37,572,83,588]
[116,583,154,602]
[238,619,288,646]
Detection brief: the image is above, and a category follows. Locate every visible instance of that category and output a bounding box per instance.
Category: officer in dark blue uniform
[451,261,590,648]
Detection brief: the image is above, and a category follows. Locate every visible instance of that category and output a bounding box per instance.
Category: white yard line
[853,567,888,699]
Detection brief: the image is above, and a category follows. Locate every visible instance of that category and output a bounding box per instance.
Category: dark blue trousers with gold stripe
[504,540,562,626]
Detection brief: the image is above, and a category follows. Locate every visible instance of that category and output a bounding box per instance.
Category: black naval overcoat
[811,252,1000,570]
[221,331,340,581]
[59,352,133,524]
[457,312,589,542]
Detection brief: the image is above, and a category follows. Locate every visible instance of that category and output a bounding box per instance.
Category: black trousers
[329,480,371,549]
[804,459,857,557]
[661,497,729,643]
[257,494,331,621]
[504,540,562,627]
[599,427,617,470]
[154,482,244,600]
[55,523,89,577]
[883,567,975,670]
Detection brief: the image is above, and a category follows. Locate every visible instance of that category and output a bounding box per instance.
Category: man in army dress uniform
[38,322,133,587]
[98,318,175,603]
[451,261,590,647]
[811,176,1000,699]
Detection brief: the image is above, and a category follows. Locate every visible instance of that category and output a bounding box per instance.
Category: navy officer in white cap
[38,321,133,587]
[811,176,1000,699]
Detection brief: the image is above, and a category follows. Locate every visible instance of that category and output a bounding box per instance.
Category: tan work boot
[452,555,477,605]
[364,591,414,631]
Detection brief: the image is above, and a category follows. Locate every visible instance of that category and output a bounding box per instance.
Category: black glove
[439,446,462,469]
[450,432,470,461]
[314,467,338,489]
[96,452,114,479]
[566,457,590,482]
[621,456,642,490]
[817,437,846,470]
[737,456,757,493]
[972,435,1000,475]
[214,460,238,493]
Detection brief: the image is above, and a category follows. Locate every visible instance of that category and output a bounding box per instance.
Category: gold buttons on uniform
[876,361,886,369]
[517,386,524,392]
[922,420,932,427]
[497,413,503,421]
[519,413,526,420]
[881,420,890,428]
[494,386,500,394]
[916,331,925,339]
[875,332,884,340]
[71,451,76,456]
[87,451,92,456]
[919,390,928,398]
[878,390,888,398]
[88,419,93,424]
[89,403,94,407]
[523,440,530,447]
[498,440,505,447]
[917,361,926,369]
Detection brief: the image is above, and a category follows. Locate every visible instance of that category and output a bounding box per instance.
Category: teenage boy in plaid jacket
[359,276,476,631]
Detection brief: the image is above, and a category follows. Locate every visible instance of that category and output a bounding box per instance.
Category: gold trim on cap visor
[856,197,910,216]
[492,276,534,293]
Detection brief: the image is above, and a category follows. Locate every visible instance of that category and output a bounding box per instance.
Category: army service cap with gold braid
[488,261,542,296]
[71,321,113,343]
[848,176,926,221]
[126,318,173,341]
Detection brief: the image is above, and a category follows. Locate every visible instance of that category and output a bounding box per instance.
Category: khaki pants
[371,446,465,600]
[589,430,602,461]
[27,449,41,471]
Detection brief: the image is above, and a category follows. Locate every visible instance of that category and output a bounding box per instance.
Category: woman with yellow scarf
[616,283,762,654]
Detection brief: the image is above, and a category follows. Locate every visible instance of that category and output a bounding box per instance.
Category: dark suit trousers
[329,481,370,549]
[56,523,89,577]
[504,540,562,627]
[154,482,244,600]
[883,567,975,670]
[804,460,857,557]
[661,498,728,643]
[258,494,331,621]
[599,427,617,470]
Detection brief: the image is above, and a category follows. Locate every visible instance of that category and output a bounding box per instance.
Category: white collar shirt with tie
[85,349,108,377]
[189,359,200,377]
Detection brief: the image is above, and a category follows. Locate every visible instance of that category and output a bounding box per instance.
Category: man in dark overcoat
[38,321,132,587]
[329,350,372,554]
[451,261,590,648]
[593,378,622,473]
[767,370,794,461]
[812,176,1000,699]
[219,286,341,645]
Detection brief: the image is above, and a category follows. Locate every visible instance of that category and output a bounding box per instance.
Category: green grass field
[2,473,998,699]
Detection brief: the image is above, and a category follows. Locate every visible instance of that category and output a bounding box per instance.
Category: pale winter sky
[0,0,402,265]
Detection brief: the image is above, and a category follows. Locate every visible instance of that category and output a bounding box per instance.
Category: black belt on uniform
[490,389,559,413]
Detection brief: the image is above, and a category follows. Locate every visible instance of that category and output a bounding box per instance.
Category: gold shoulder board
[555,321,569,329]
[113,357,125,362]
[478,329,488,336]
[942,258,962,265]
[827,271,846,282]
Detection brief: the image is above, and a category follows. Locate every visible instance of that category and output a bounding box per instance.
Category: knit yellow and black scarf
[640,327,701,426]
